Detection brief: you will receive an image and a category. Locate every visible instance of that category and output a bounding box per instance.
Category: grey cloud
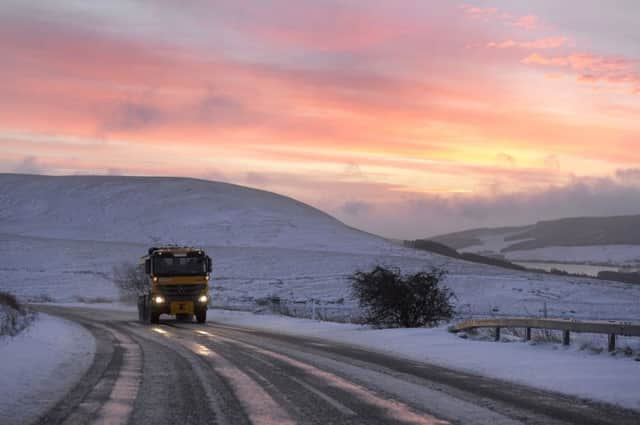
[102,101,164,131]
[338,175,640,239]
[341,200,373,216]
[13,156,46,174]
[496,152,516,167]
[616,168,640,182]
[195,92,260,126]
[245,172,270,186]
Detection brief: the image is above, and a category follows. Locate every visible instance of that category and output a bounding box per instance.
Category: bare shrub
[0,291,35,336]
[350,265,454,328]
[0,291,22,312]
[112,263,148,300]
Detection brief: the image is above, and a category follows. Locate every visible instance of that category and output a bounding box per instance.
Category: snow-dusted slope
[432,217,640,267]
[0,174,387,253]
[1,174,639,322]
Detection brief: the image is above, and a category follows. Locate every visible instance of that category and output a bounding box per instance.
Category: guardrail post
[563,330,570,346]
[608,334,616,352]
[526,327,531,341]
[495,327,500,341]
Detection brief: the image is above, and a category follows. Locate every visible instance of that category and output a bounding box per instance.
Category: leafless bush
[0,291,35,336]
[0,291,22,312]
[112,263,148,300]
[350,265,454,328]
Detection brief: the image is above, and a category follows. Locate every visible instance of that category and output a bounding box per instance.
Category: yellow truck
[137,246,212,324]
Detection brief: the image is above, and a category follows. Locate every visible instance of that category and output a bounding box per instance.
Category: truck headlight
[152,276,159,283]
[154,295,165,304]
[198,295,208,303]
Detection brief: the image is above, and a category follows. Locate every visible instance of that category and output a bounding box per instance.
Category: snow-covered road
[19,305,640,425]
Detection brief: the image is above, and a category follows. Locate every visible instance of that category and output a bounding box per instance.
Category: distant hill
[0,174,387,253]
[430,215,640,266]
[432,215,640,252]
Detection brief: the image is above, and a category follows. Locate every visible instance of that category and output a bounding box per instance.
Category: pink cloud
[509,15,544,30]
[521,52,640,93]
[487,37,567,50]
[461,4,545,31]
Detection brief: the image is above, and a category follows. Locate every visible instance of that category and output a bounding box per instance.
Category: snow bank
[0,313,96,424]
[209,310,640,411]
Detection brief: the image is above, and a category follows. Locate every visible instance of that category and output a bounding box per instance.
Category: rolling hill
[0,174,387,253]
[431,215,640,266]
[1,173,639,322]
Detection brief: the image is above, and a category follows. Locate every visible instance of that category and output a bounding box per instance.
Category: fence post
[526,327,531,341]
[495,327,501,341]
[563,330,570,346]
[608,334,616,352]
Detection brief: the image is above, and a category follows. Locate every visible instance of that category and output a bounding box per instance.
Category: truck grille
[158,284,206,300]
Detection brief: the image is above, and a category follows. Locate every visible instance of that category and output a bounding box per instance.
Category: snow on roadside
[209,309,640,411]
[0,313,96,424]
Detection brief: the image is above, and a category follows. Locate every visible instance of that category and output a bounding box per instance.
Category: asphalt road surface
[32,306,638,425]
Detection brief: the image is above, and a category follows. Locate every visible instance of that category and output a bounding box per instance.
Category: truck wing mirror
[145,259,151,274]
[206,256,213,273]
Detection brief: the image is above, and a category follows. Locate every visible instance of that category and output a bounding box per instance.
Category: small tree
[112,263,148,300]
[350,266,454,328]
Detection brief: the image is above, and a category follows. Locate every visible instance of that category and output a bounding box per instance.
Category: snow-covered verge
[0,313,96,424]
[209,309,640,411]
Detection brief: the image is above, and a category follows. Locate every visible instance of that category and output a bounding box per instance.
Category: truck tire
[137,296,147,322]
[196,309,207,324]
[150,311,160,324]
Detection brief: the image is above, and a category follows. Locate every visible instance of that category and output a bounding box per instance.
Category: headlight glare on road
[154,295,165,304]
[198,295,208,303]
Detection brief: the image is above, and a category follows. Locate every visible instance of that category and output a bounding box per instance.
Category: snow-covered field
[1,174,640,321]
[0,313,96,424]
[1,174,640,414]
[506,245,640,266]
[457,230,640,268]
[209,310,640,410]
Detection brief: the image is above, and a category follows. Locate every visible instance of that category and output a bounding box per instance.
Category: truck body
[137,246,212,324]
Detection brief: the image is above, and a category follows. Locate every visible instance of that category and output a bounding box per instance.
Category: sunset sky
[2,1,640,238]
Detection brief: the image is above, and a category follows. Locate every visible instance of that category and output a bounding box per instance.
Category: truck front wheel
[196,309,207,323]
[150,311,160,324]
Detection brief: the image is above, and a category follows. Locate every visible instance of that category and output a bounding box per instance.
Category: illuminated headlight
[154,296,165,304]
[152,276,159,283]
[205,275,210,281]
[198,295,208,303]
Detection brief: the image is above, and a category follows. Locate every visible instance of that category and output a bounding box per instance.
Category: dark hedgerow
[350,266,455,328]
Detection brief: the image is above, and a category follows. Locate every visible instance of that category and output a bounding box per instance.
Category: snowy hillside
[0,174,388,253]
[432,216,640,267]
[1,174,640,322]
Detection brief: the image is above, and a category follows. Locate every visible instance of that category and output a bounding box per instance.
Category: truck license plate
[170,301,194,315]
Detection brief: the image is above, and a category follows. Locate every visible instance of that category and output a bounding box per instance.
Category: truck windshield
[153,256,206,276]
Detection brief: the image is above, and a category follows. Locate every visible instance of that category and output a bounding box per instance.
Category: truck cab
[138,247,212,324]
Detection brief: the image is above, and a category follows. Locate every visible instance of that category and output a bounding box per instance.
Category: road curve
[32,306,638,425]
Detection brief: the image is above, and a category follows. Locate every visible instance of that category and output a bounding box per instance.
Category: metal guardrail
[452,317,640,351]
